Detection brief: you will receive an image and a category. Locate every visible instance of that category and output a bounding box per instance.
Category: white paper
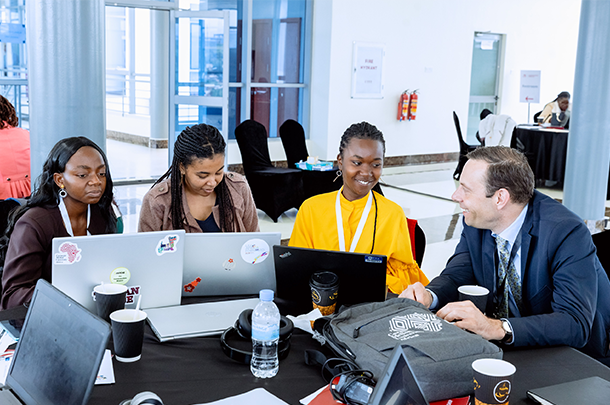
[193,388,289,405]
[95,349,115,385]
[0,329,17,355]
[287,308,323,334]
[0,351,14,385]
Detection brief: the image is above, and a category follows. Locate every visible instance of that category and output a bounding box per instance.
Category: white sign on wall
[351,42,385,99]
[520,70,541,103]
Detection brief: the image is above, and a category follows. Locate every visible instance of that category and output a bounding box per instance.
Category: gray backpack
[313,298,503,402]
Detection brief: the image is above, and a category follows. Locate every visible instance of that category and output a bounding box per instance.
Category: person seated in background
[138,123,258,233]
[539,91,571,127]
[1,137,118,309]
[289,122,428,294]
[0,95,31,199]
[401,146,610,364]
[477,108,516,147]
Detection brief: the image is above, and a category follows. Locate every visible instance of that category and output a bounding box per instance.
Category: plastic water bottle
[250,289,280,378]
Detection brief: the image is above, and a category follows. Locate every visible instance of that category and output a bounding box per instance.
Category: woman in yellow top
[289,122,428,294]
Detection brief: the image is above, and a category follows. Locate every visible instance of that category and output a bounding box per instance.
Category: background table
[89,325,610,405]
[512,125,569,187]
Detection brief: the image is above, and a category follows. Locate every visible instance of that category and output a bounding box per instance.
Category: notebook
[0,279,110,405]
[527,376,610,405]
[273,246,387,316]
[145,298,259,342]
[367,344,429,405]
[52,230,186,312]
[182,232,281,296]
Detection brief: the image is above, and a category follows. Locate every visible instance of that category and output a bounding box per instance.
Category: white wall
[308,0,581,161]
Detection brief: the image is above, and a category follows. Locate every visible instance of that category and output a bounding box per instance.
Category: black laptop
[273,245,387,316]
[0,279,111,405]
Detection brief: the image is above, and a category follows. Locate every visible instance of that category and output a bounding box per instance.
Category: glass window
[0,0,28,128]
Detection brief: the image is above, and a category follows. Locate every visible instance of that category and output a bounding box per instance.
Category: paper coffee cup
[458,285,489,313]
[92,284,128,323]
[472,358,516,405]
[110,309,147,363]
[310,271,339,317]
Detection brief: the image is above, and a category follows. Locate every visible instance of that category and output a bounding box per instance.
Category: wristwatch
[500,319,513,344]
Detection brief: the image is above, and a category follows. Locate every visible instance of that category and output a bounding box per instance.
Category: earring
[59,185,67,198]
[333,169,342,183]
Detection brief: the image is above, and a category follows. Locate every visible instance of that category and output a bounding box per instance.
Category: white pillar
[150,9,170,149]
[26,0,106,180]
[563,0,610,233]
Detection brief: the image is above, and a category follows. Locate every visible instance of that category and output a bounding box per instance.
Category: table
[89,325,610,405]
[512,125,569,187]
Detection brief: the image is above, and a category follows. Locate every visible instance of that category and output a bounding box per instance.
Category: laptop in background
[0,279,110,405]
[52,230,186,312]
[527,376,610,405]
[273,246,387,316]
[183,232,281,296]
[146,298,259,342]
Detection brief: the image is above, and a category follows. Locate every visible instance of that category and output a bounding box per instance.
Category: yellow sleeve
[377,207,429,293]
[288,200,314,248]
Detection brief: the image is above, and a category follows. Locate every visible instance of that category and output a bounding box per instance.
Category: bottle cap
[259,289,274,301]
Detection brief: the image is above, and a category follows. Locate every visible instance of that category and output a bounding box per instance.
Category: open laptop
[0,279,110,405]
[183,232,281,296]
[145,298,259,342]
[52,230,186,313]
[273,246,387,316]
[367,344,429,405]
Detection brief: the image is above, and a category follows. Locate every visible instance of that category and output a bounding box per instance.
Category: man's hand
[398,282,433,308]
[436,301,505,341]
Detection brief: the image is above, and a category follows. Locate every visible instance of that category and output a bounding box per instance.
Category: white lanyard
[58,198,91,237]
[335,188,373,252]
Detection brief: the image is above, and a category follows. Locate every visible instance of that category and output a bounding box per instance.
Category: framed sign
[520,70,541,103]
[351,42,385,99]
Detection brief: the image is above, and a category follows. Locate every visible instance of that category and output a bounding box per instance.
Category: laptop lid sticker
[110,267,131,284]
[54,241,82,265]
[240,238,270,264]
[156,234,180,256]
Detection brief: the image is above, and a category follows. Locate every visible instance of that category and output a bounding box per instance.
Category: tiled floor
[107,140,600,283]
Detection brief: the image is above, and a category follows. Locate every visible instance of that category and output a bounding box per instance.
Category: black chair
[592,230,610,279]
[533,110,543,123]
[234,120,304,222]
[279,119,342,200]
[453,111,479,181]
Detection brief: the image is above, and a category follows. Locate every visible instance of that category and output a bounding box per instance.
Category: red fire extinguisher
[408,90,418,121]
[397,90,409,121]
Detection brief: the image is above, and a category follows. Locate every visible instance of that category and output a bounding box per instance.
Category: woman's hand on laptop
[399,282,433,308]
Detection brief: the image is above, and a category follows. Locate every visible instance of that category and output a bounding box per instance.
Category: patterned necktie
[496,236,522,318]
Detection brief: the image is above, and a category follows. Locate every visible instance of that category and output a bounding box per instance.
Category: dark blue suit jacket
[428,190,610,359]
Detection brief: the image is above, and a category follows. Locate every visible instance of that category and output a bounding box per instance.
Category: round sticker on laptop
[240,239,270,264]
[110,267,131,285]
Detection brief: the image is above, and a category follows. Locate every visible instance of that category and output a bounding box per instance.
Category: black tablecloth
[89,324,610,405]
[512,126,569,187]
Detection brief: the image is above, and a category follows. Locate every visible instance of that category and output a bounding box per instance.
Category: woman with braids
[1,137,117,309]
[0,95,30,199]
[138,124,258,233]
[289,122,428,294]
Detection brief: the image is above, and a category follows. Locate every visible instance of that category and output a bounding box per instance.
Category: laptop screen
[6,280,110,405]
[369,345,429,405]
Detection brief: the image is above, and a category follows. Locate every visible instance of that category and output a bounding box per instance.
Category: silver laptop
[0,279,110,405]
[52,230,186,312]
[182,232,281,296]
[145,298,259,342]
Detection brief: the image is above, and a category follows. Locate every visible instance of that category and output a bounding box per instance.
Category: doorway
[466,32,504,144]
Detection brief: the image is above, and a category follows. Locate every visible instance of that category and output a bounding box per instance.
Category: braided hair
[154,124,235,231]
[338,122,386,158]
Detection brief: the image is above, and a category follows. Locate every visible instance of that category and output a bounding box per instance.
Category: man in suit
[401,146,610,362]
